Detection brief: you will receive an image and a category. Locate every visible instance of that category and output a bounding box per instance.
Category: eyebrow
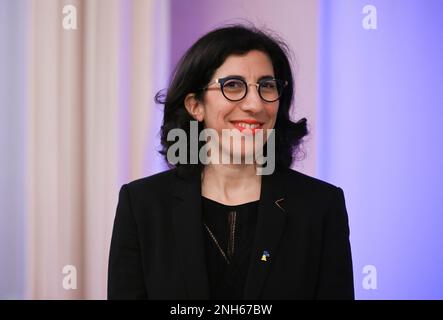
[223,74,275,81]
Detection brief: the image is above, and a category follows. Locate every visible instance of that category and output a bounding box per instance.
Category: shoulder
[284,169,348,224]
[121,168,179,202]
[273,168,346,216]
[126,168,178,189]
[277,167,343,195]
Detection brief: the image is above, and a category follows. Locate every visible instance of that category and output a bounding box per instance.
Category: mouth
[229,120,265,134]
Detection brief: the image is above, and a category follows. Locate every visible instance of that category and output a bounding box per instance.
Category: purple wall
[319,0,443,299]
[0,0,28,299]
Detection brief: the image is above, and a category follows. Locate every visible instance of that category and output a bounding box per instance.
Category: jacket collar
[172,169,209,299]
[171,167,288,299]
[243,168,287,299]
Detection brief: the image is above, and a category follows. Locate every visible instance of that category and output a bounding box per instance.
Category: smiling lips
[230,119,265,134]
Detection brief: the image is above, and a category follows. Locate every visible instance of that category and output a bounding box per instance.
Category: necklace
[204,210,237,265]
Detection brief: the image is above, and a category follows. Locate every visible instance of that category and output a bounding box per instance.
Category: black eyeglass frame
[202,76,288,103]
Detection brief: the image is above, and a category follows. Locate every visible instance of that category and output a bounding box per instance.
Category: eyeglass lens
[222,78,283,102]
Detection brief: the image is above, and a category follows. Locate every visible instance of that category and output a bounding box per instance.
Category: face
[190,50,279,163]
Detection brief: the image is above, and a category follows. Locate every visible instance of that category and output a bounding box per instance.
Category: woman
[108,25,354,300]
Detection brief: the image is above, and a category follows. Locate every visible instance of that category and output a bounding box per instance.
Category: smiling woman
[108,24,354,300]
[158,26,306,180]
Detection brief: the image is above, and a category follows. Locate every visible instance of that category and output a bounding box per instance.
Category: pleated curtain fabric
[27,0,168,299]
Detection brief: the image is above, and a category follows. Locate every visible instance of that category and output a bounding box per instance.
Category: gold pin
[275,198,285,212]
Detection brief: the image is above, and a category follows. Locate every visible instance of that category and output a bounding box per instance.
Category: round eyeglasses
[203,76,288,103]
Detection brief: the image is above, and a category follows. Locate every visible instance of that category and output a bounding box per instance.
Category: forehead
[214,50,274,77]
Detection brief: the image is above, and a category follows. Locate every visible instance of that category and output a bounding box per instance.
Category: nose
[239,83,264,113]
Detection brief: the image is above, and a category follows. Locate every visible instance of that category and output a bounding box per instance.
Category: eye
[223,79,245,91]
[261,80,277,90]
[224,79,244,88]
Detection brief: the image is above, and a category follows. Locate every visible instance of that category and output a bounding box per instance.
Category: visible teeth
[234,122,261,129]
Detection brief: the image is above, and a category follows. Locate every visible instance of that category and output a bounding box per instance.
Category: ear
[184,93,204,122]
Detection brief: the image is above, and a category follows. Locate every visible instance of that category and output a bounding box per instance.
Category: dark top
[108,168,354,299]
[201,196,259,300]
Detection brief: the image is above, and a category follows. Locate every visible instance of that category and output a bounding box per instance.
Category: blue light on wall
[319,0,443,299]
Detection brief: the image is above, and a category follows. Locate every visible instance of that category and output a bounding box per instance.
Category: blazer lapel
[171,171,210,299]
[243,169,288,299]
[170,168,288,300]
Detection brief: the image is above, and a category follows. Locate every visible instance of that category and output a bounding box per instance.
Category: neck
[201,164,261,205]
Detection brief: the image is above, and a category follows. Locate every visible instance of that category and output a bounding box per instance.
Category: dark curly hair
[155,24,308,178]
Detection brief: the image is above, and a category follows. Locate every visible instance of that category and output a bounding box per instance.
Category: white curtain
[27,0,168,299]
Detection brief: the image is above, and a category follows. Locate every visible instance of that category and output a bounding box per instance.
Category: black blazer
[108,167,354,300]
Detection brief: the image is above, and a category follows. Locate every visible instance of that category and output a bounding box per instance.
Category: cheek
[266,104,279,125]
[203,103,234,130]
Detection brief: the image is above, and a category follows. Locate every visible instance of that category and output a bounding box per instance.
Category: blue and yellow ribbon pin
[261,250,270,262]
